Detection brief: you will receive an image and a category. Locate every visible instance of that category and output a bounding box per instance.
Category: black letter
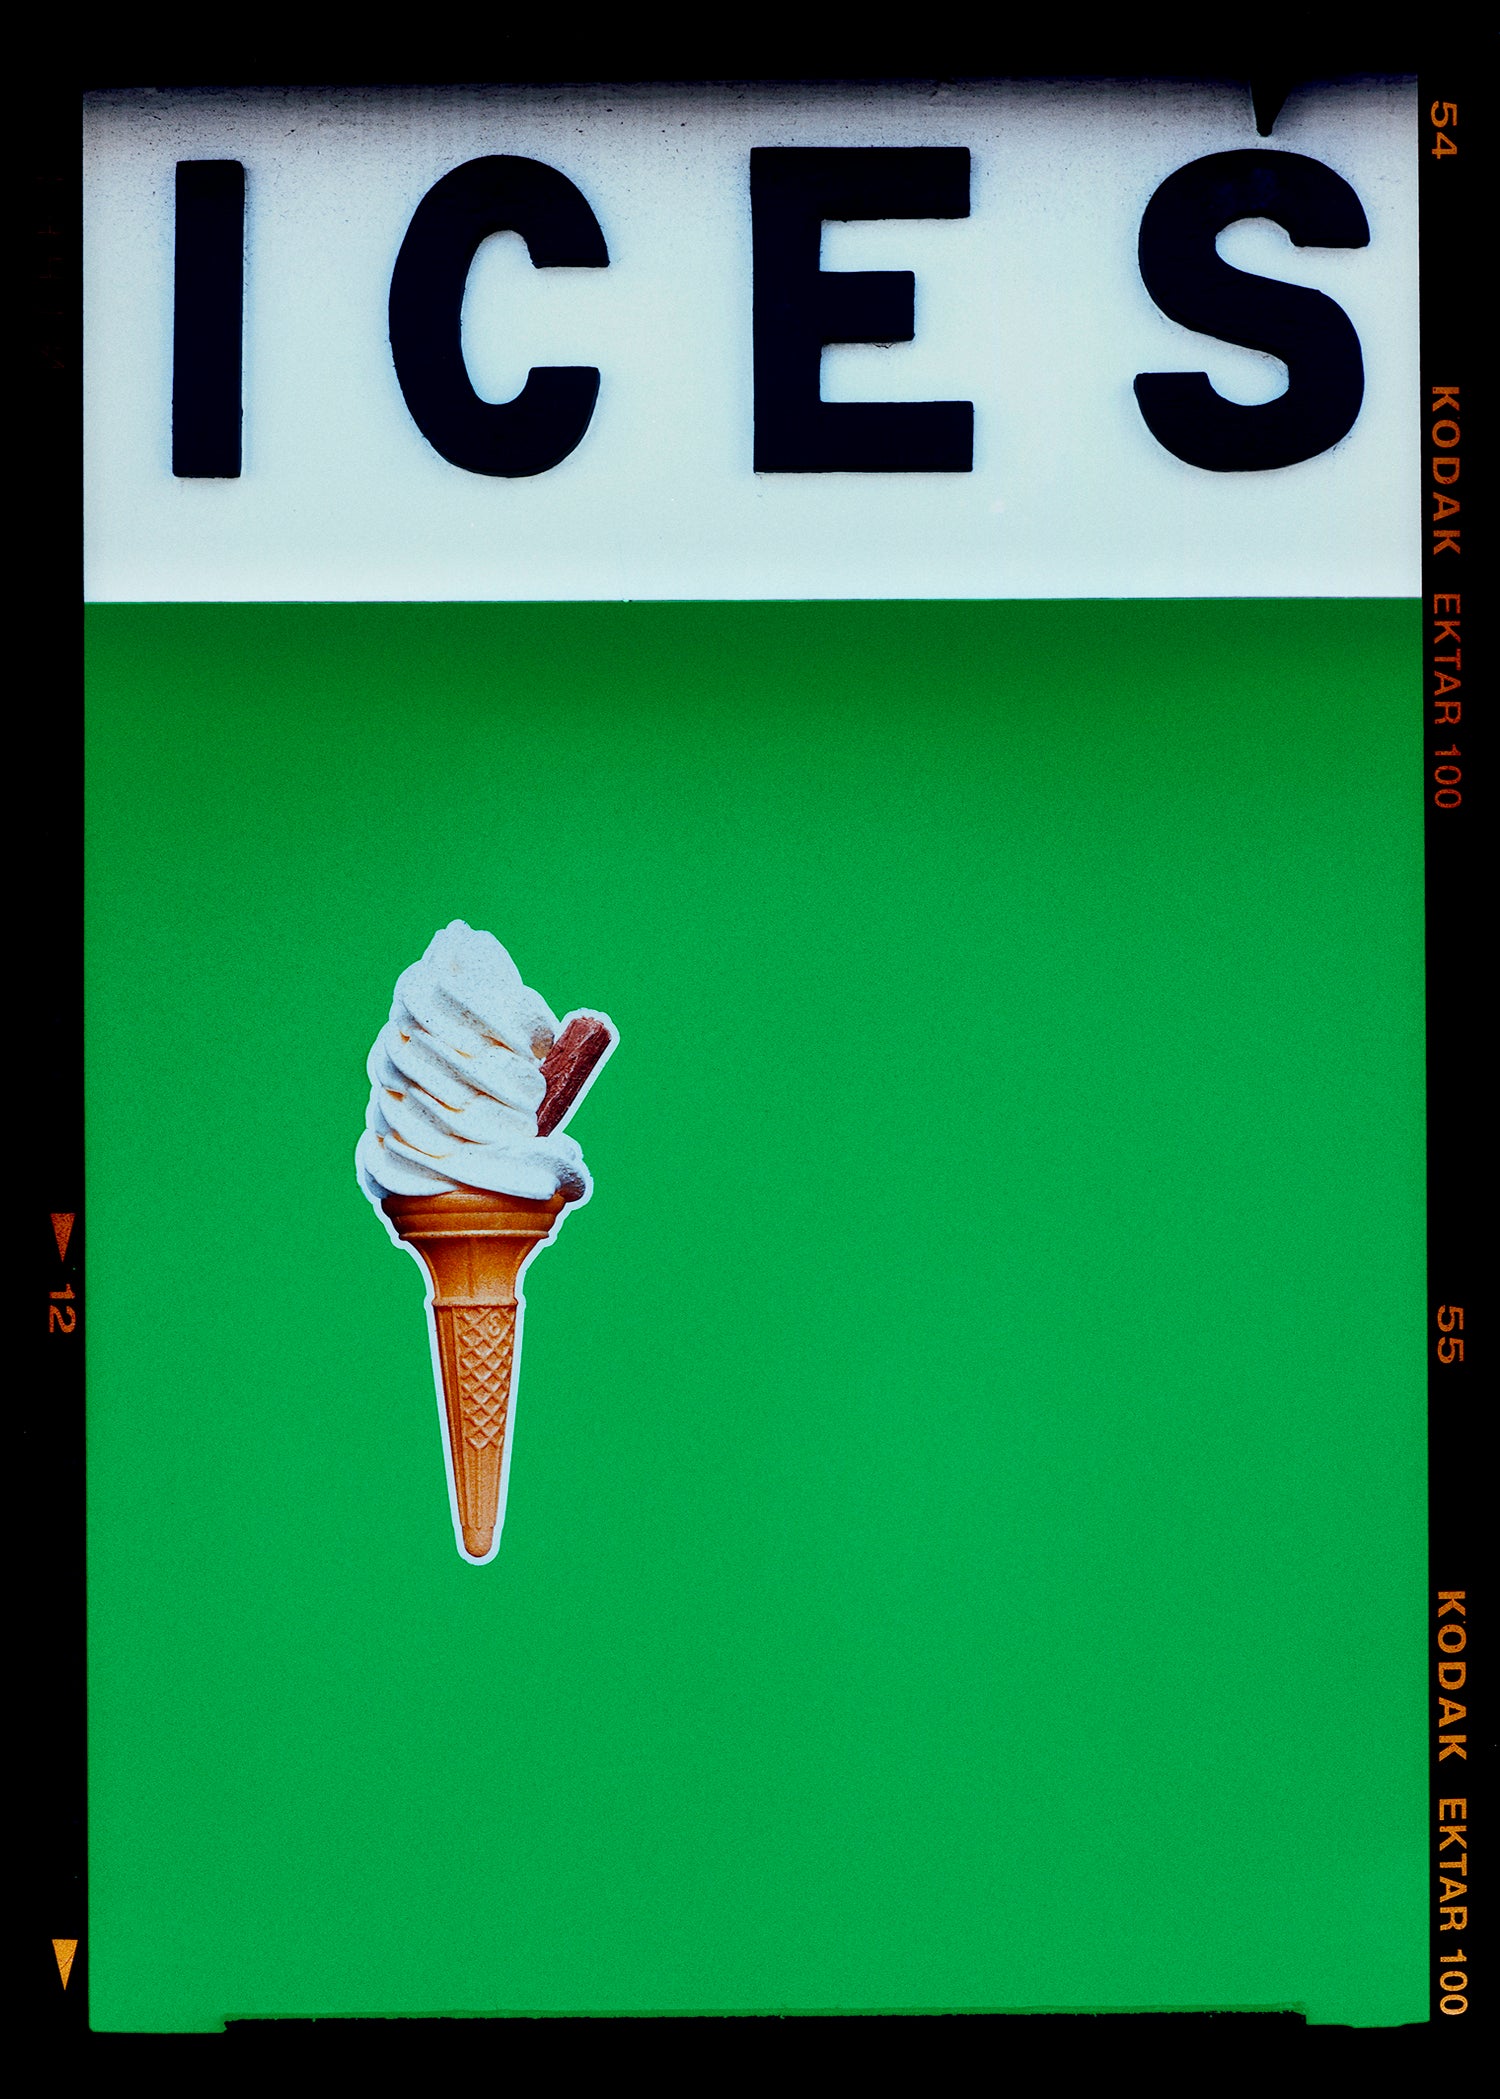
[173,161,244,478]
[389,157,608,478]
[752,147,973,473]
[1134,150,1369,472]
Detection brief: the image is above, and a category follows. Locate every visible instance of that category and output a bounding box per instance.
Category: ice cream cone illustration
[382,1187,569,1559]
[356,923,615,1562]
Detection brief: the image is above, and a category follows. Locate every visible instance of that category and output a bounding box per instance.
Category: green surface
[85,599,1426,2030]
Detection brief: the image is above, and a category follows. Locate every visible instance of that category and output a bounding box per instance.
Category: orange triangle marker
[52,1938,77,1989]
[51,1213,74,1262]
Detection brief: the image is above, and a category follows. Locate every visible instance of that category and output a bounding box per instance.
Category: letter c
[389,156,608,477]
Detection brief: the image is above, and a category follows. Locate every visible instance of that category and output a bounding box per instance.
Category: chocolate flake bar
[537,1015,614,1135]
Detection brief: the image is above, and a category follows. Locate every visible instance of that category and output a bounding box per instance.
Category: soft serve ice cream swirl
[356,921,589,1203]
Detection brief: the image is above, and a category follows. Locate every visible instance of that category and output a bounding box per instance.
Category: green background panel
[85,600,1425,2030]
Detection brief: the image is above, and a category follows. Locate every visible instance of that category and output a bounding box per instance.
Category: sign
[41,51,1484,2043]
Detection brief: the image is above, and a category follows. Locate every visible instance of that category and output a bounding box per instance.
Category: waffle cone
[383,1187,569,1559]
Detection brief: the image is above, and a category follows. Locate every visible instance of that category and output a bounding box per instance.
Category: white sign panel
[84,79,1418,601]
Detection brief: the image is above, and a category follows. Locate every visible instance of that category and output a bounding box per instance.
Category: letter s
[1134,150,1370,472]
